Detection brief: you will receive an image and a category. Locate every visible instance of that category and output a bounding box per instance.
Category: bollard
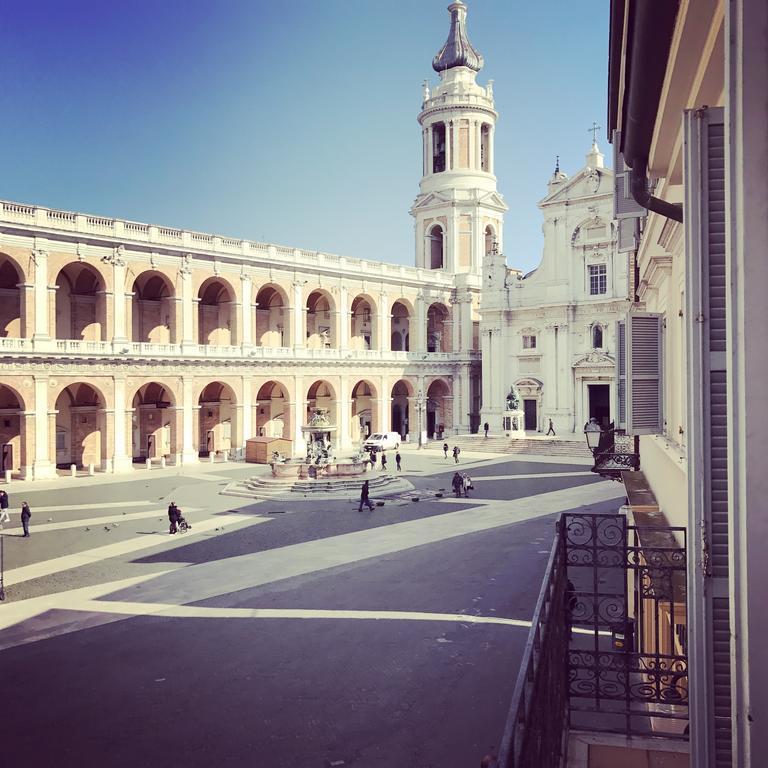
[222,452,228,463]
[145,457,152,470]
[4,469,10,484]
[209,452,215,464]
[160,456,166,469]
[88,463,95,476]
[70,464,77,477]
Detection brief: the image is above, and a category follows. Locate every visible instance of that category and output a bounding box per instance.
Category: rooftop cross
[588,121,602,146]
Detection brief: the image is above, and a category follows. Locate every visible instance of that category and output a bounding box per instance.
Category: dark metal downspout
[622,0,684,224]
[630,157,684,223]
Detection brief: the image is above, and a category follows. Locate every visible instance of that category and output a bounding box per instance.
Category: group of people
[0,490,32,537]
[452,471,473,498]
[442,443,461,463]
[368,450,402,472]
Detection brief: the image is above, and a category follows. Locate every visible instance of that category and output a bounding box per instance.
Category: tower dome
[432,1,484,73]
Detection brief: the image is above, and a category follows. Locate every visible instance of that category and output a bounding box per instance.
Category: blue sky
[0,0,609,273]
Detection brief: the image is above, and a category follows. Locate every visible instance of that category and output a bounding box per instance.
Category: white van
[362,432,401,452]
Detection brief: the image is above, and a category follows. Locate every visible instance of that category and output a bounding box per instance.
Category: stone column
[473,120,481,169]
[112,257,128,343]
[112,377,133,473]
[239,377,253,455]
[427,124,434,175]
[180,376,199,464]
[338,377,351,452]
[488,125,495,175]
[338,285,349,352]
[415,294,427,353]
[240,275,253,352]
[446,120,453,171]
[32,248,50,343]
[450,299,461,353]
[180,267,196,351]
[32,376,56,479]
[462,295,474,352]
[378,293,389,354]
[378,375,391,433]
[458,366,471,434]
[292,282,305,350]
[291,374,305,455]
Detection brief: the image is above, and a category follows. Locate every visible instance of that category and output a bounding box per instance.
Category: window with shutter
[684,106,732,768]
[616,320,626,430]
[626,312,663,434]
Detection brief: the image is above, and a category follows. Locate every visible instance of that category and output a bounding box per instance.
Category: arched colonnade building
[0,210,480,480]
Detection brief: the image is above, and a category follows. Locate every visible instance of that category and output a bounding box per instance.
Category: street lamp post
[417,389,425,449]
[584,417,602,455]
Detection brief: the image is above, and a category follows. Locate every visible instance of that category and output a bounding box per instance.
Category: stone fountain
[223,409,413,500]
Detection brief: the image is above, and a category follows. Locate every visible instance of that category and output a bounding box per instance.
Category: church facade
[0,1,622,481]
[480,142,630,436]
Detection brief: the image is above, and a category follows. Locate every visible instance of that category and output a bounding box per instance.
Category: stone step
[426,436,591,458]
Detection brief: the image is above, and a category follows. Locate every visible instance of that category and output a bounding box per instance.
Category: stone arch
[306,289,337,349]
[254,283,290,348]
[131,270,176,344]
[198,277,237,347]
[129,381,178,463]
[426,377,453,438]
[0,383,27,477]
[429,224,445,269]
[255,379,291,439]
[306,379,339,451]
[0,254,24,338]
[351,379,378,443]
[349,293,377,351]
[197,380,237,458]
[484,224,497,256]
[54,382,107,470]
[427,301,452,352]
[390,379,415,439]
[390,299,412,351]
[55,262,107,341]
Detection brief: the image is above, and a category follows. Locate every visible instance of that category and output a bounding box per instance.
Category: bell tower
[411,0,507,275]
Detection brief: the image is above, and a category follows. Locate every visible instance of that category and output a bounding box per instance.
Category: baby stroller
[176,508,192,532]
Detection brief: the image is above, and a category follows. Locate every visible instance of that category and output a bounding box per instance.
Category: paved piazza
[0,447,623,767]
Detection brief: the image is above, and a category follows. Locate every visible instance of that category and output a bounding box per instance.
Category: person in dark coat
[20,501,31,537]
[0,489,10,527]
[395,452,402,471]
[358,480,374,512]
[546,419,556,436]
[369,450,377,467]
[168,502,180,535]
[443,442,449,459]
[483,422,489,438]
[452,445,460,464]
[380,452,387,470]
[452,472,463,498]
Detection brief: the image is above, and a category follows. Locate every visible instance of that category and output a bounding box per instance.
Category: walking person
[369,450,377,468]
[0,489,10,528]
[483,421,489,438]
[546,419,556,436]
[452,445,460,464]
[462,473,472,497]
[168,502,179,535]
[443,442,449,459]
[358,480,374,512]
[395,451,402,471]
[380,452,387,470]
[20,501,31,537]
[452,472,463,498]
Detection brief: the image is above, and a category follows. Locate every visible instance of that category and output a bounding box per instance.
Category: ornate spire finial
[432,1,484,73]
[555,155,560,174]
[588,121,602,147]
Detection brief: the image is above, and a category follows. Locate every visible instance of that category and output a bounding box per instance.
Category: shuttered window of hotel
[626,312,663,434]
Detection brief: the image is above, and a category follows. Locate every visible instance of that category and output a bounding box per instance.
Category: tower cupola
[432,1,484,73]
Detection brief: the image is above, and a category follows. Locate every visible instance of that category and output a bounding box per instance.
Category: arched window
[484,225,496,257]
[592,324,603,348]
[429,226,444,270]
[432,122,446,173]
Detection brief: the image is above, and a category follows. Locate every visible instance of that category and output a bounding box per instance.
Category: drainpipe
[621,0,683,223]
[630,157,683,223]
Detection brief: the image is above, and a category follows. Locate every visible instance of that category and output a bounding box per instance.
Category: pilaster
[111,377,133,473]
[32,376,56,479]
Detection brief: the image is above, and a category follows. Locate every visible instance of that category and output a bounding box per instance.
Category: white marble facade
[480,143,630,436]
